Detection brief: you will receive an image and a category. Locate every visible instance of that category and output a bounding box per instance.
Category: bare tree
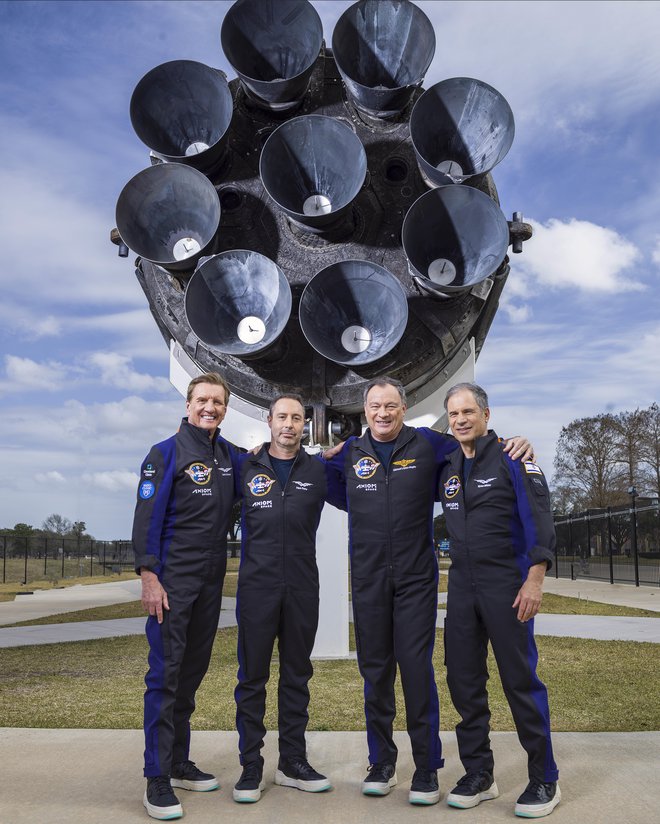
[639,403,660,497]
[42,513,73,535]
[612,409,646,491]
[553,414,627,509]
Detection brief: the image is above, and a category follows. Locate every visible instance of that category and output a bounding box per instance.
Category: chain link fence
[553,500,660,586]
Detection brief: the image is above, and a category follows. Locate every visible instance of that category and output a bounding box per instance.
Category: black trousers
[143,552,225,777]
[235,584,319,765]
[352,572,443,770]
[445,579,559,782]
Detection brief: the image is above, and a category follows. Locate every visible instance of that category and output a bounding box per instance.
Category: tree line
[0,515,93,541]
[552,403,660,513]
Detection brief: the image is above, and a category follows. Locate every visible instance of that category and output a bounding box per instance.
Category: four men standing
[132,373,560,820]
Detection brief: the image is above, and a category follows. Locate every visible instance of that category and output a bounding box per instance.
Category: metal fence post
[44,537,48,577]
[61,539,65,578]
[23,536,28,584]
[2,536,6,584]
[103,541,107,575]
[631,493,640,587]
[607,506,614,584]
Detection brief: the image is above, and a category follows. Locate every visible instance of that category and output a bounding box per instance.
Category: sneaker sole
[274,770,332,792]
[170,777,219,792]
[362,773,398,796]
[447,781,500,809]
[233,780,266,803]
[409,789,440,806]
[515,784,561,818]
[143,791,183,820]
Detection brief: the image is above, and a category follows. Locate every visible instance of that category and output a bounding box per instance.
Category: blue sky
[1,0,659,539]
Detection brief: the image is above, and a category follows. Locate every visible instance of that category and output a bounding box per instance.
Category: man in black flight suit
[441,382,560,819]
[133,372,241,821]
[323,377,532,806]
[232,393,345,803]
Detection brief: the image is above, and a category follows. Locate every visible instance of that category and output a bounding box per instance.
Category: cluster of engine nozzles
[115,0,516,367]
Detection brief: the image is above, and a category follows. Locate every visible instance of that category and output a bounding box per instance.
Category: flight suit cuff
[134,554,161,576]
[529,546,554,572]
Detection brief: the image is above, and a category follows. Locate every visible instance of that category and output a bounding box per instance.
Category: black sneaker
[143,776,183,821]
[233,761,266,803]
[515,780,561,818]
[447,770,499,809]
[409,768,440,805]
[362,763,397,796]
[275,756,332,792]
[170,759,219,792]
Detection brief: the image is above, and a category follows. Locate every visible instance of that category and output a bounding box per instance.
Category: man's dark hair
[363,377,407,406]
[268,393,306,416]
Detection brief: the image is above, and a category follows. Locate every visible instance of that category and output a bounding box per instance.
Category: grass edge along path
[0,627,658,733]
[5,588,658,628]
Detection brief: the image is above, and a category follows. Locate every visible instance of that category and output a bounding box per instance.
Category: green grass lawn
[0,628,658,732]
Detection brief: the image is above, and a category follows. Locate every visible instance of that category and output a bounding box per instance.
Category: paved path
[0,577,142,625]
[542,575,660,611]
[0,729,657,824]
[1,601,659,648]
[0,577,658,648]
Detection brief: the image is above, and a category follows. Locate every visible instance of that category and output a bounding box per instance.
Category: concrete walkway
[542,575,660,611]
[0,577,143,626]
[1,604,659,648]
[0,728,657,824]
[1,577,659,648]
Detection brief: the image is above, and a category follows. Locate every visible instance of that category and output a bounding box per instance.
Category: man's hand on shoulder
[140,568,169,624]
[321,441,345,461]
[503,436,535,462]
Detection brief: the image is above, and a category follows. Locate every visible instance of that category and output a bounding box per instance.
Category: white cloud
[500,298,532,324]
[82,470,139,493]
[87,352,173,394]
[35,471,66,485]
[3,355,71,392]
[516,218,643,294]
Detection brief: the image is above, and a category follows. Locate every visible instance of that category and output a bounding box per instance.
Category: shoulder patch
[139,480,155,500]
[524,462,543,475]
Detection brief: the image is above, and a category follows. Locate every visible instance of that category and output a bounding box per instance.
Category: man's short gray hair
[444,382,489,412]
[363,377,407,406]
